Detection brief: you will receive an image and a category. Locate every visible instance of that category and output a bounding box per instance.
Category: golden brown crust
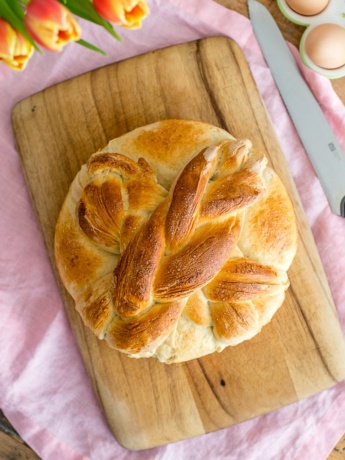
[203,257,289,303]
[111,202,166,318]
[75,274,114,339]
[210,301,259,343]
[238,168,297,270]
[54,119,297,363]
[77,177,124,252]
[183,291,212,327]
[165,146,217,251]
[154,217,242,301]
[106,300,185,354]
[55,197,118,299]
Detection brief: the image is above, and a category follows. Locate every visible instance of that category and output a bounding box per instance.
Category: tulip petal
[25,0,67,29]
[93,0,149,29]
[0,18,33,71]
[25,0,81,52]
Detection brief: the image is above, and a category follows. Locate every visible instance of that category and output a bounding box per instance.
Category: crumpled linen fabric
[1,1,345,459]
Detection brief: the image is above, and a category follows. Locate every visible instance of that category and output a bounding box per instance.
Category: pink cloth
[1,0,345,458]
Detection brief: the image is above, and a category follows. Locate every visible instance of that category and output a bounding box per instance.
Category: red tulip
[0,18,34,71]
[93,0,150,29]
[24,0,81,52]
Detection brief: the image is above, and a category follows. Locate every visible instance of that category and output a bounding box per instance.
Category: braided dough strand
[76,140,269,355]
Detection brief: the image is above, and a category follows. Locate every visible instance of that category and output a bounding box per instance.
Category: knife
[248,0,345,217]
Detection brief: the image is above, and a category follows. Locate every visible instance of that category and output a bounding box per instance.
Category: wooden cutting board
[12,37,345,451]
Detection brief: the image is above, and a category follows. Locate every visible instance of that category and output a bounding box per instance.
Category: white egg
[305,23,345,70]
[286,0,329,16]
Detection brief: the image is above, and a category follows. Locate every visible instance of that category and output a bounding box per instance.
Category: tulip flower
[24,0,81,52]
[0,18,34,71]
[93,0,150,29]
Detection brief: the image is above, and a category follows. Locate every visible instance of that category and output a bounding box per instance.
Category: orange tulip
[24,0,81,52]
[93,0,150,29]
[0,19,34,71]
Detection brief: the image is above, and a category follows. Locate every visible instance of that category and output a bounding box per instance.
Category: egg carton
[277,0,345,79]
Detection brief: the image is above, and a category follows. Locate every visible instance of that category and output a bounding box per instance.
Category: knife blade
[248,0,345,217]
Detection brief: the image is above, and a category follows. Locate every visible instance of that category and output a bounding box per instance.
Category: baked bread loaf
[54,119,297,363]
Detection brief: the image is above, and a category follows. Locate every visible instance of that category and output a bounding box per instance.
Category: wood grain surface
[329,435,345,460]
[4,0,345,457]
[0,410,40,460]
[11,36,345,452]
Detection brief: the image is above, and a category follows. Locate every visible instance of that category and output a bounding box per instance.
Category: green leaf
[57,0,122,41]
[77,38,107,55]
[3,0,24,17]
[0,0,40,49]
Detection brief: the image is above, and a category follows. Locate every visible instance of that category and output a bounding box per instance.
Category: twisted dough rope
[74,139,290,358]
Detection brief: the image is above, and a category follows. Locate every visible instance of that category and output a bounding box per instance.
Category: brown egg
[286,0,329,16]
[305,24,345,70]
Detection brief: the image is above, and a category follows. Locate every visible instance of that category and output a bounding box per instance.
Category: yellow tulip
[24,0,81,52]
[0,18,34,71]
[93,0,150,29]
